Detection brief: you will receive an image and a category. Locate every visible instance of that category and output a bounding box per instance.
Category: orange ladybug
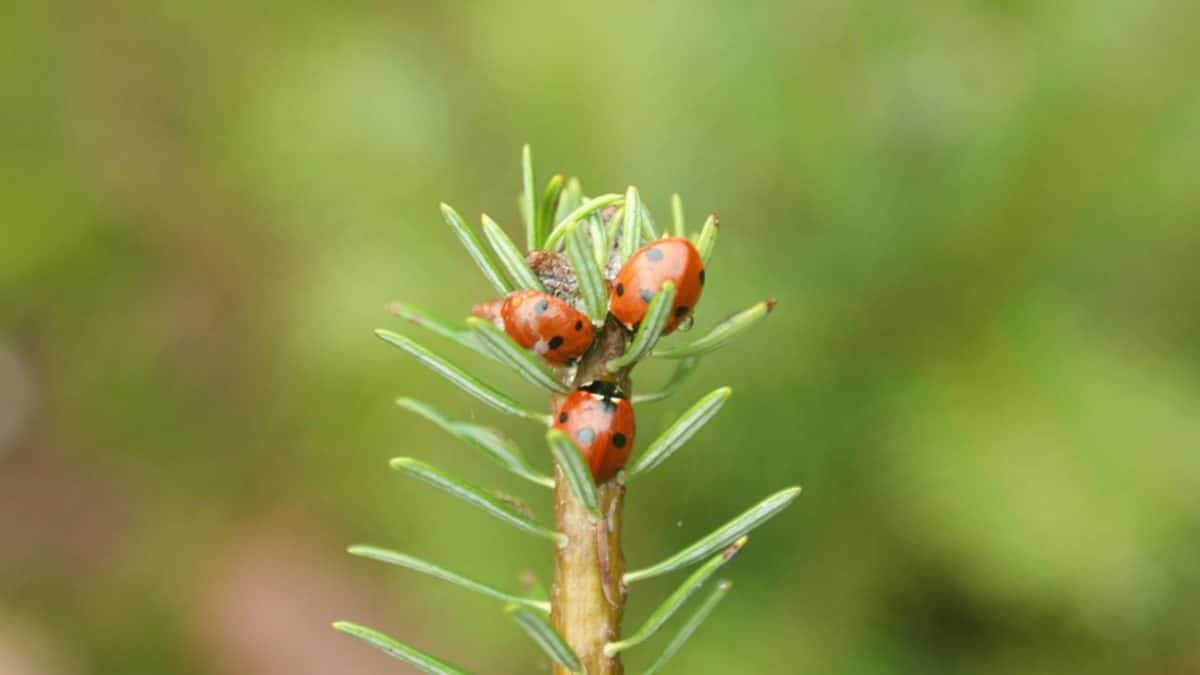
[610,238,704,335]
[501,290,594,363]
[554,382,635,483]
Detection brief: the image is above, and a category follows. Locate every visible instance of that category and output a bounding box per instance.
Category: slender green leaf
[375,329,550,423]
[387,302,489,358]
[640,203,658,242]
[544,193,623,249]
[440,203,512,295]
[624,387,731,480]
[555,177,582,224]
[632,356,701,404]
[481,214,543,291]
[620,186,643,261]
[396,398,553,487]
[564,222,608,321]
[606,282,675,371]
[348,545,550,611]
[522,144,539,250]
[390,458,564,544]
[506,604,583,673]
[466,318,569,394]
[653,299,776,359]
[694,213,719,265]
[333,621,471,675]
[670,193,686,238]
[641,580,732,675]
[604,537,748,657]
[546,428,599,518]
[585,212,609,271]
[606,205,624,243]
[539,174,565,243]
[583,211,608,271]
[625,487,800,583]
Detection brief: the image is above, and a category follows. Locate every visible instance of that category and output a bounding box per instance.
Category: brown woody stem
[551,318,631,674]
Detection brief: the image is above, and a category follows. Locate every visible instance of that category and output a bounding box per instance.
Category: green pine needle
[624,387,731,481]
[546,428,599,518]
[586,211,611,270]
[670,193,686,237]
[544,193,624,249]
[564,222,609,322]
[348,545,550,612]
[625,487,800,583]
[620,185,644,261]
[440,203,513,295]
[375,329,550,423]
[522,144,539,250]
[555,177,582,224]
[395,398,553,488]
[694,213,719,265]
[539,174,566,244]
[632,356,701,404]
[606,282,676,371]
[604,537,748,657]
[481,214,544,291]
[641,580,732,675]
[390,458,565,545]
[387,302,490,360]
[506,604,584,673]
[466,318,570,394]
[654,299,776,359]
[333,621,471,675]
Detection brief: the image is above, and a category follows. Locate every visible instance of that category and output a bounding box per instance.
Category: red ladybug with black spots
[610,237,705,335]
[501,290,595,364]
[554,381,635,483]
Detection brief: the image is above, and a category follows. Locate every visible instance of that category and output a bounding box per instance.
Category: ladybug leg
[471,299,505,329]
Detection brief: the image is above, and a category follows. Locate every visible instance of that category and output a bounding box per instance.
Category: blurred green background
[3,2,1199,673]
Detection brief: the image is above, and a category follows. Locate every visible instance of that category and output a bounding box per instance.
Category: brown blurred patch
[191,522,435,675]
[0,614,86,675]
[0,469,130,574]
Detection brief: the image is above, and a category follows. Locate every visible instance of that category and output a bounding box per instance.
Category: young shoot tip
[724,535,749,559]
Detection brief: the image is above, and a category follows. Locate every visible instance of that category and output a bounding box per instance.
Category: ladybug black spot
[646,247,664,262]
[558,412,568,423]
[612,432,627,448]
[575,320,583,331]
[548,336,564,350]
[577,427,596,444]
[639,289,653,302]
[674,305,689,317]
[534,298,549,313]
[616,283,625,297]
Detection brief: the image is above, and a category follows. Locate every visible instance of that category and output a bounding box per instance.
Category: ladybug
[501,290,595,363]
[610,237,705,335]
[554,381,635,483]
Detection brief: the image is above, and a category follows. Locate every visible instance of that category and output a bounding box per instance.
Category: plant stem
[551,318,630,674]
[552,469,626,674]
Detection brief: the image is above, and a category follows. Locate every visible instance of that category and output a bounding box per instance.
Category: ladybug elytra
[501,290,594,363]
[610,237,705,335]
[553,381,635,483]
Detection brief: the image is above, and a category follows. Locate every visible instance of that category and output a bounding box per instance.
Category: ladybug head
[578,379,627,400]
